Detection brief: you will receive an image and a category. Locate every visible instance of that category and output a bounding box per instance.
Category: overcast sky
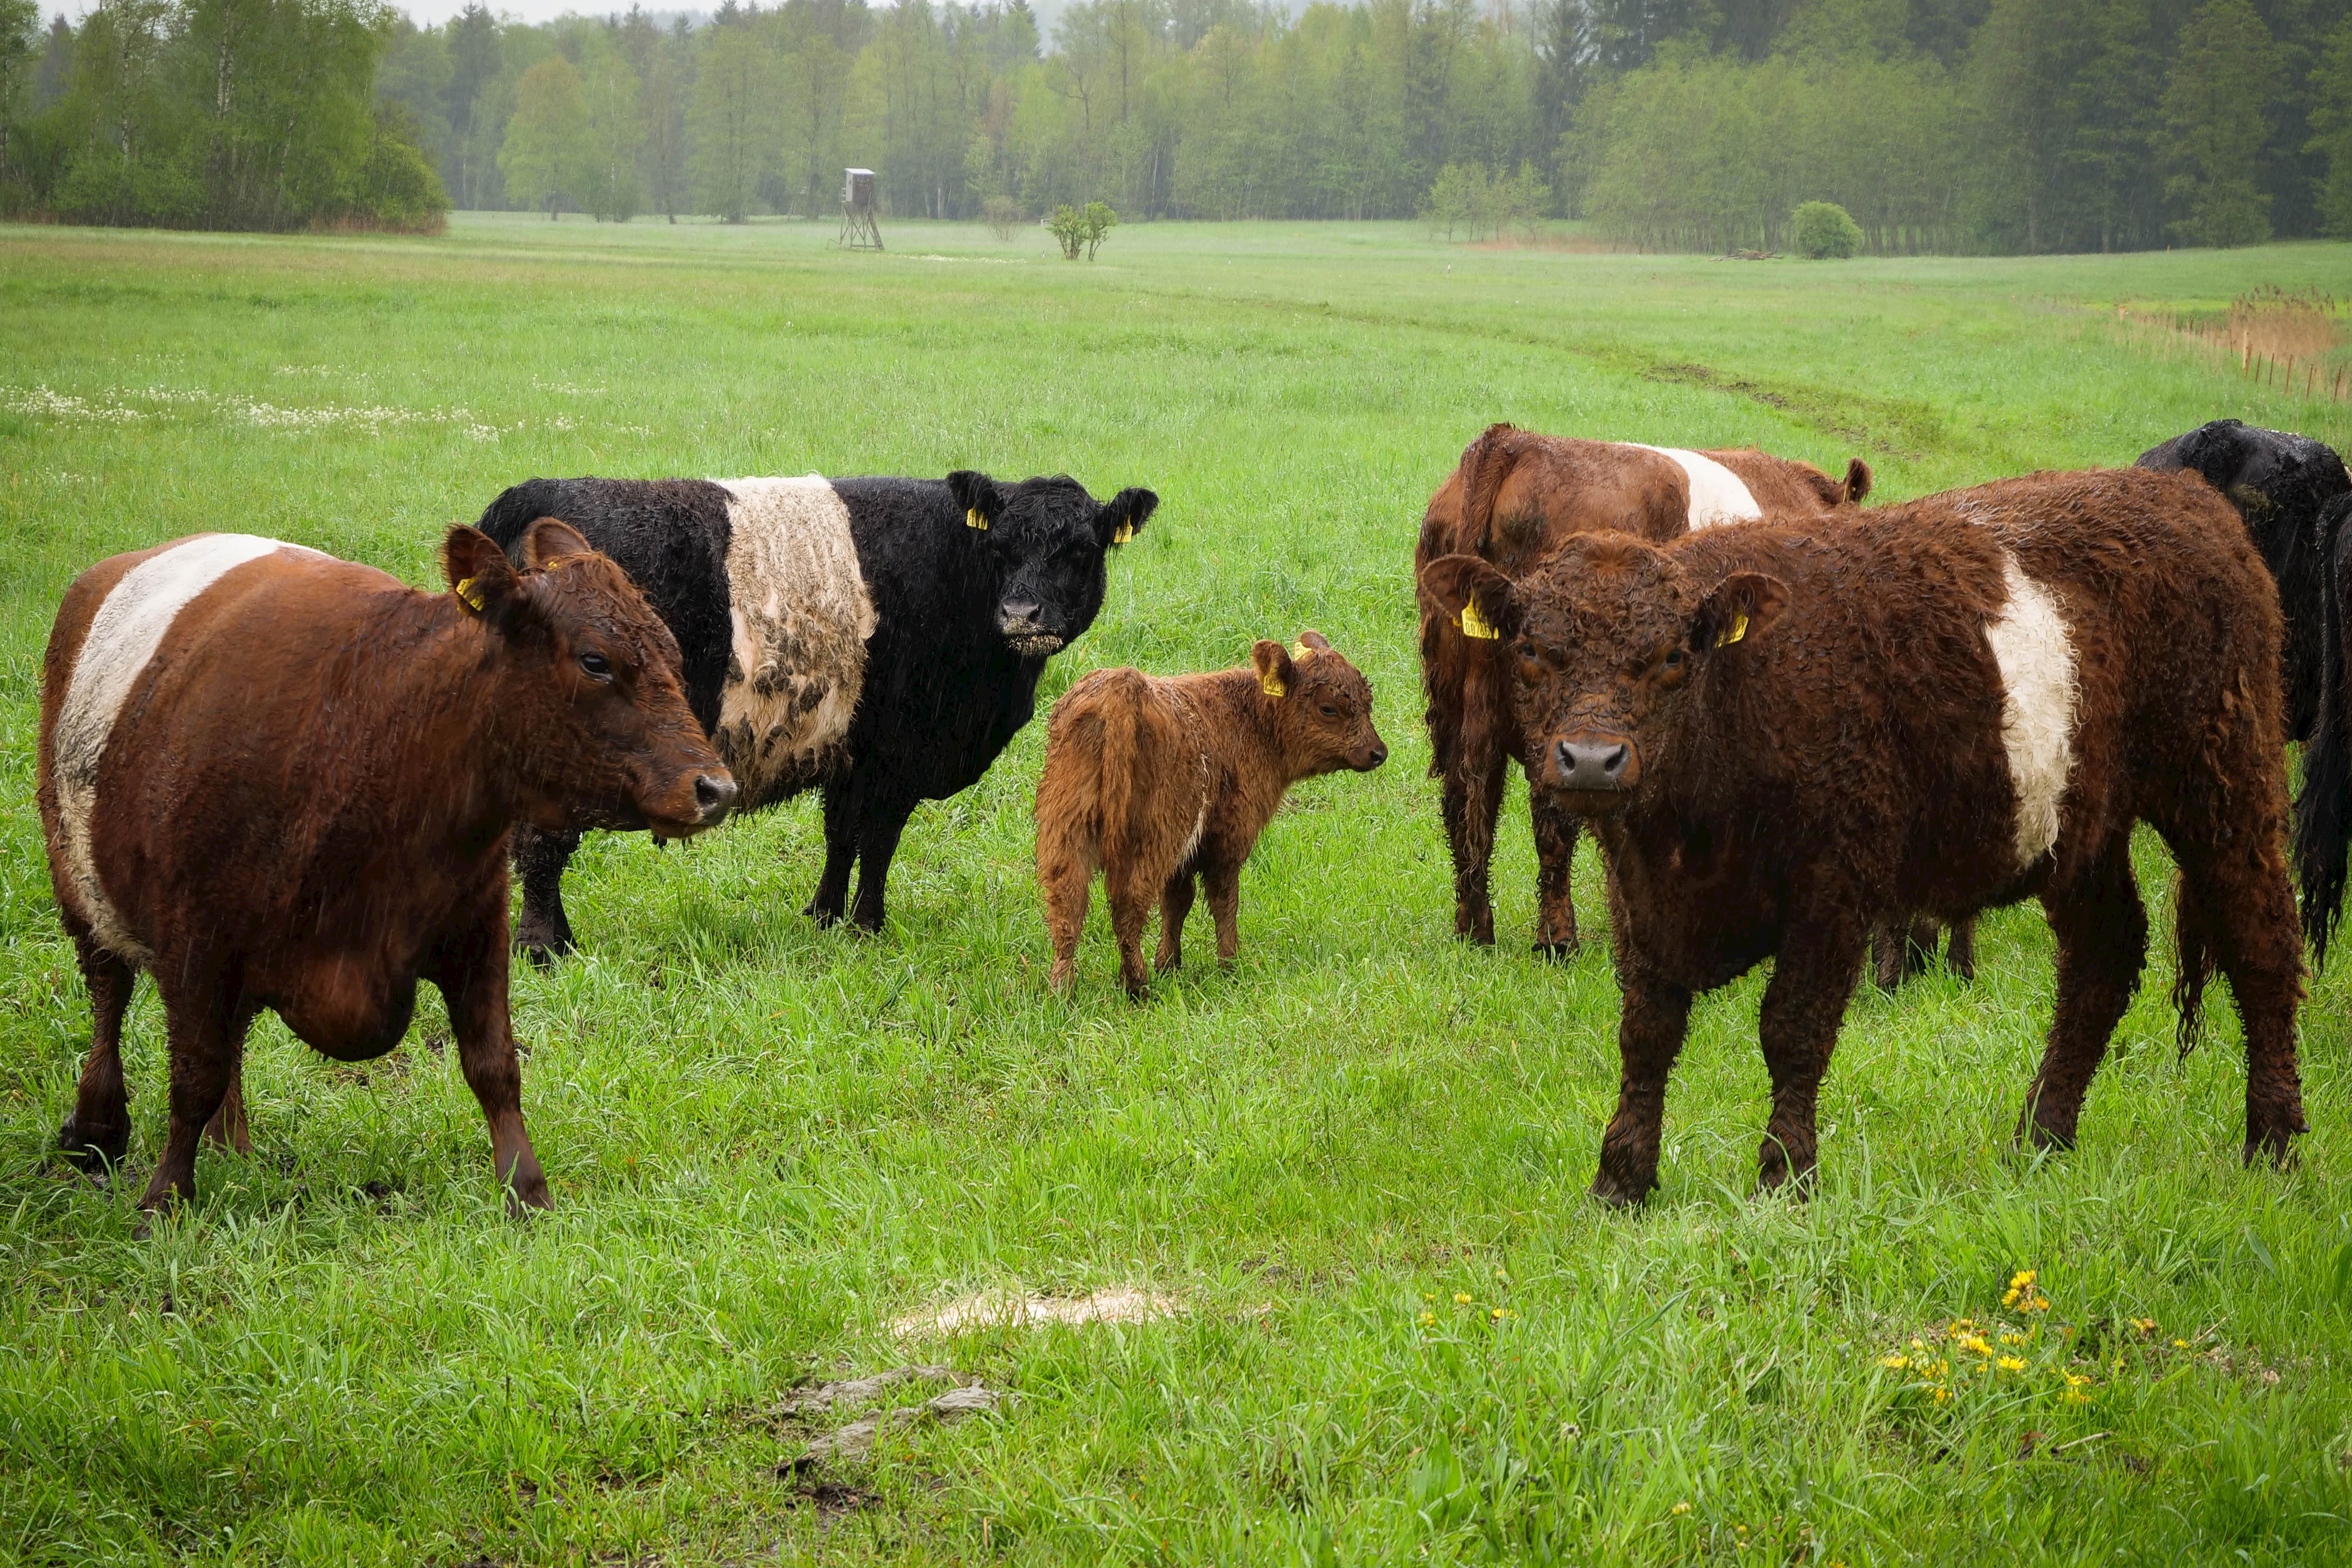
[49,0,1074,31]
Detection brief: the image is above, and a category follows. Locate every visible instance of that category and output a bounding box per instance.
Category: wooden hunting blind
[839,168,882,251]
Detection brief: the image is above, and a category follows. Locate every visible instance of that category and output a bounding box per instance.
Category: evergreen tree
[2160,0,2282,246]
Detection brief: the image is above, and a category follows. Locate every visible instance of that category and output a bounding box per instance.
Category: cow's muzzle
[1000,600,1063,657]
[644,767,738,837]
[1550,731,1638,796]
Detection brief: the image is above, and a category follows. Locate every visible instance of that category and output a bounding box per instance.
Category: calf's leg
[1203,862,1243,965]
[1156,872,1197,973]
[435,917,551,1213]
[60,935,137,1174]
[2018,838,2146,1154]
[1037,818,1095,994]
[1945,915,1979,981]
[1104,854,1157,998]
[202,1073,252,1156]
[1754,915,1866,1194]
[1592,959,1693,1206]
[138,985,253,1211]
[511,825,582,963]
[1529,793,1582,958]
[2174,842,2308,1167]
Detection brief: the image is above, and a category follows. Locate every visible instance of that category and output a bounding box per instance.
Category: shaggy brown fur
[38,522,732,1212]
[1421,467,2306,1205]
[1414,424,1869,956]
[1036,631,1387,996]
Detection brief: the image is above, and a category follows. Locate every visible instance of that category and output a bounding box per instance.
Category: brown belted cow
[1421,467,2306,1204]
[1415,424,1871,957]
[38,521,733,1212]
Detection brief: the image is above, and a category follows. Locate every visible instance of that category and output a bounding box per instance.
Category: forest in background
[1,0,2349,250]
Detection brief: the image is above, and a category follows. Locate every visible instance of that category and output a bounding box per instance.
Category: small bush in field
[982,194,1020,241]
[1793,200,1864,258]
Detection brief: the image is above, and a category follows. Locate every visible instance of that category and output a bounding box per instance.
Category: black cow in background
[2293,490,2352,966]
[2137,419,2351,741]
[479,471,1158,955]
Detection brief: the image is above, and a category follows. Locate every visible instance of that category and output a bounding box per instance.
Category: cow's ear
[1419,552,1521,642]
[1296,629,1332,652]
[948,470,1002,532]
[443,526,522,619]
[520,516,594,571]
[1096,487,1157,548]
[1691,571,1787,653]
[1841,458,1873,505]
[1252,639,1295,699]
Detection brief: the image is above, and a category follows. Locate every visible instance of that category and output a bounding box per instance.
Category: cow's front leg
[202,1072,252,1156]
[848,804,912,933]
[1593,959,1690,1206]
[1754,913,1866,1195]
[804,779,858,927]
[1529,792,1583,958]
[512,825,582,964]
[432,899,550,1213]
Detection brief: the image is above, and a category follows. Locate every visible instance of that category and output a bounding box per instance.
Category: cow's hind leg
[138,985,253,1212]
[1754,910,1866,1194]
[2018,838,2146,1154]
[1104,855,1157,998]
[1436,659,1508,944]
[1946,915,1979,981]
[1038,819,1096,994]
[1530,793,1581,958]
[512,825,582,965]
[59,935,136,1175]
[1155,871,1197,973]
[202,1072,252,1156]
[2172,840,2308,1167]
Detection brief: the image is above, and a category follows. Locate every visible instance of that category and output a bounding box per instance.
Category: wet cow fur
[1421,467,2307,1205]
[2137,418,2351,742]
[1036,632,1387,996]
[478,472,1157,951]
[2291,491,2352,965]
[39,522,731,1211]
[1414,424,1870,957]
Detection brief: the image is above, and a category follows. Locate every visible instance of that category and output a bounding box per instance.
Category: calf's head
[950,470,1158,657]
[445,520,736,837]
[1419,538,1784,814]
[1254,630,1388,776]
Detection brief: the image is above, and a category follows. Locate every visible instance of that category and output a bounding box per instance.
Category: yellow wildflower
[1418,1310,1435,1326]
[1672,1501,1691,1516]
[1997,1356,2026,1372]
[2130,1317,2156,1334]
[1880,1353,1909,1369]
[2172,1338,2188,1349]
[1960,1335,1993,1357]
[1491,1307,1510,1321]
[1930,1385,1952,1403]
[2064,1372,2091,1388]
[2001,1332,2028,1346]
[2010,1269,2037,1290]
[1453,1292,1473,1306]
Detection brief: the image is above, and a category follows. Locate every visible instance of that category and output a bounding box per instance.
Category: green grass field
[4,214,2352,1566]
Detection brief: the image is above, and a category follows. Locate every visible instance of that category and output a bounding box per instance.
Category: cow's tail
[1096,669,1152,864]
[2171,868,2216,1059]
[2295,498,2352,969]
[1841,458,1874,505]
[474,479,568,558]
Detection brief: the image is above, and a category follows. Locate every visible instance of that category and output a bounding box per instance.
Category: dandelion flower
[1491,1307,1508,1321]
[2172,1338,2188,1349]
[1453,1292,1473,1306]
[2001,1332,2028,1346]
[1997,1356,2025,1372]
[1880,1354,1909,1369]
[2064,1372,2091,1388]
[1672,1501,1691,1516]
[1418,1310,1435,1326]
[2010,1269,2037,1290]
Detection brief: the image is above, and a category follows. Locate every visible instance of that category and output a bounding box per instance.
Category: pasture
[2,214,2350,1565]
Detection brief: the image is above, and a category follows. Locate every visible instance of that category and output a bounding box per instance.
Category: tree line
[3,0,2349,249]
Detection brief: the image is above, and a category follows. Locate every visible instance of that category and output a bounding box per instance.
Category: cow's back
[38,536,390,963]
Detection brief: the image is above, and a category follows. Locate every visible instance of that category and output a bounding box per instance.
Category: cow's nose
[1001,598,1042,626]
[1555,735,1633,790]
[1367,742,1390,768]
[694,772,738,824]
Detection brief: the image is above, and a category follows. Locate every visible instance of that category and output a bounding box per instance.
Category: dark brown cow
[38,522,733,1211]
[1421,467,2305,1205]
[1036,631,1387,996]
[1415,424,1870,955]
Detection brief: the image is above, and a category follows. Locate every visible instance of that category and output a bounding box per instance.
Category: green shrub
[1792,200,1864,258]
[1046,200,1117,260]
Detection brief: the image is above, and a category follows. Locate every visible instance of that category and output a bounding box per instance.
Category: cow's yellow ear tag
[1715,610,1748,648]
[1290,640,1313,663]
[1112,521,1134,544]
[966,508,988,531]
[455,577,486,613]
[1260,670,1287,699]
[1459,601,1500,640]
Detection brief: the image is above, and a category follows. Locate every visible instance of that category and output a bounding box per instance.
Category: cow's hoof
[517,939,571,970]
[58,1114,129,1174]
[505,1180,554,1216]
[1589,1168,1653,1209]
[2243,1117,2303,1170]
[803,900,844,928]
[2016,1117,2075,1156]
[1533,939,1578,962]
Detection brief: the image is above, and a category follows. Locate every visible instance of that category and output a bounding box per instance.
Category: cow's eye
[1664,649,1684,669]
[1318,703,1338,718]
[580,651,613,680]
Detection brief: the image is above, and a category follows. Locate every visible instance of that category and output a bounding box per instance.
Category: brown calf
[1415,424,1870,955]
[1421,467,2305,1204]
[1036,632,1387,996]
[39,522,732,1212]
